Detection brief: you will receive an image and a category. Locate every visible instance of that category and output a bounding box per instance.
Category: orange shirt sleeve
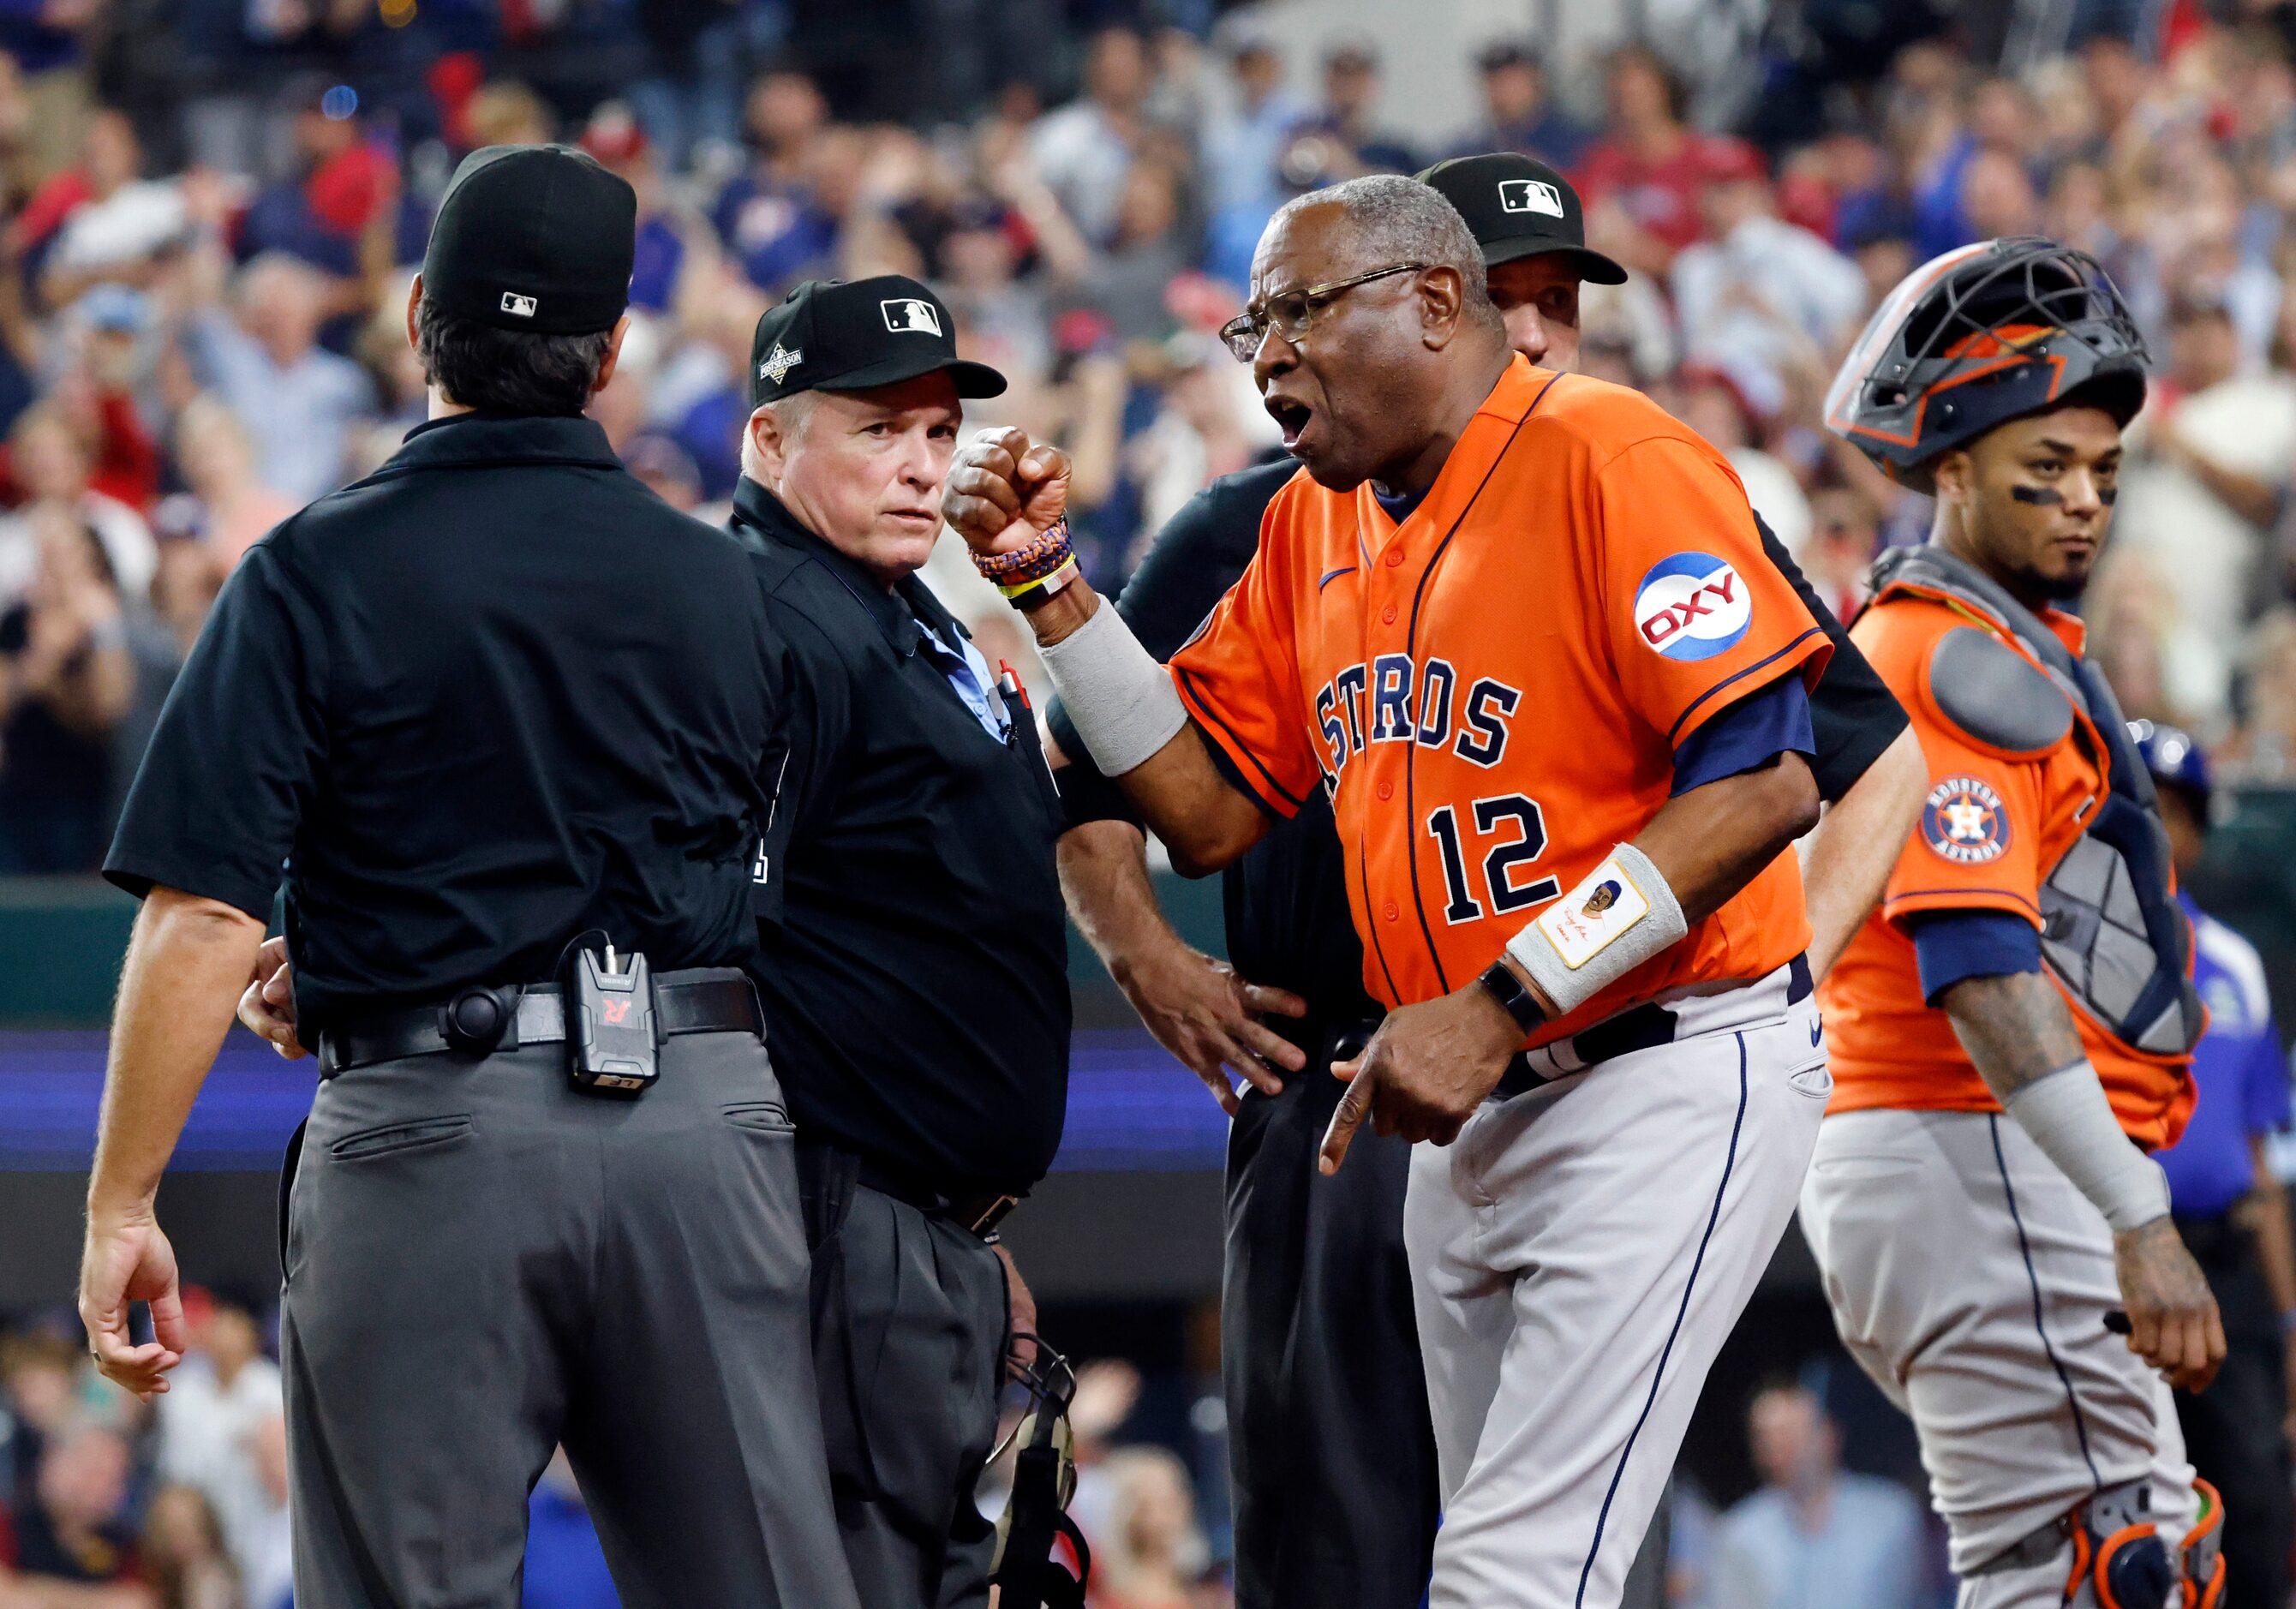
[1879,667,2050,933]
[1591,436,1832,748]
[1167,519,1318,820]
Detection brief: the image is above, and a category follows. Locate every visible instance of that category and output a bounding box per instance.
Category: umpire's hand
[236,936,307,1059]
[1320,981,1523,1172]
[1115,937,1306,1116]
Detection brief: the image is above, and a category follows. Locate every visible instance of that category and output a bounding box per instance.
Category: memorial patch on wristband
[1534,857,1653,970]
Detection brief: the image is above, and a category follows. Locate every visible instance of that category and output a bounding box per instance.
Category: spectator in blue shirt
[1450,39,1593,172]
[1707,1381,1927,1609]
[1273,41,1421,201]
[711,70,840,296]
[578,102,688,316]
[2144,720,2296,1609]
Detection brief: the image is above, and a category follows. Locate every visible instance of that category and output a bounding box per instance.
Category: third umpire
[80,147,857,1608]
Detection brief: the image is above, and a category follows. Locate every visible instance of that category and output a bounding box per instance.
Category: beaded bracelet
[972,517,1079,606]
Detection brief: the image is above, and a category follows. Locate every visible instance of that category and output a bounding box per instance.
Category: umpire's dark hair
[414,293,616,417]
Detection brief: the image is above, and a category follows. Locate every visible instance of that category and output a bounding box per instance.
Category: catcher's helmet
[1825,236,2149,493]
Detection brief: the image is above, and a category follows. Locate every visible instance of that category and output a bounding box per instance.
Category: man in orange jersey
[1807,236,2228,1608]
[944,174,1833,1609]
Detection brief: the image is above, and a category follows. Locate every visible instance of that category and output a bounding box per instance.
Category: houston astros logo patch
[1922,775,2011,864]
[1633,553,1751,661]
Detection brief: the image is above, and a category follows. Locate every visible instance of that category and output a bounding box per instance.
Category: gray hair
[1265,174,1499,330]
[739,391,822,479]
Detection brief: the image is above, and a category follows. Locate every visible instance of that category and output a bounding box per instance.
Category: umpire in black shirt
[80,147,858,1609]
[732,276,1069,1606]
[1052,156,1923,1609]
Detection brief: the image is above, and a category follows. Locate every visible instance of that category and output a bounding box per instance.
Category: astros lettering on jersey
[1821,586,2198,1149]
[1167,356,1833,1046]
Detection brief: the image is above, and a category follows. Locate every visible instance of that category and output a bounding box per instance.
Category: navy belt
[1491,953,1813,1101]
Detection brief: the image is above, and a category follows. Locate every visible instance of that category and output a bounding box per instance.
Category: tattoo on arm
[1938,969,2086,1102]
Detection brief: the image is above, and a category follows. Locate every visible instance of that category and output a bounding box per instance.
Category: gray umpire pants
[278,1029,859,1609]
[798,1145,1010,1609]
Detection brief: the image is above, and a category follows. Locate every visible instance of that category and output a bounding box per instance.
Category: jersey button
[1376,780,1393,800]
[1381,605,1397,624]
[1383,900,1400,922]
[1384,549,1404,567]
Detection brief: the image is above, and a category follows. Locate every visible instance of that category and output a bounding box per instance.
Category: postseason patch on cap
[760,343,802,386]
[1498,177,1565,218]
[1633,553,1751,661]
[1922,776,2012,864]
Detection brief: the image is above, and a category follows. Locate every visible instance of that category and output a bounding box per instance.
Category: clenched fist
[942,427,1072,556]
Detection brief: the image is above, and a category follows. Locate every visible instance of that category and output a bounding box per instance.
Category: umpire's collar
[387,411,622,471]
[732,474,965,661]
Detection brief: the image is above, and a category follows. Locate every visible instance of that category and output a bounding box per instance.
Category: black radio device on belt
[568,943,658,1095]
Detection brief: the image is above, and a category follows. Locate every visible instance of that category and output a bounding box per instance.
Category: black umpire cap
[422,144,637,335]
[1418,153,1628,285]
[750,275,1007,407]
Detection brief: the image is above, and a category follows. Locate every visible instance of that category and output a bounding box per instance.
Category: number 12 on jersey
[1426,794,1559,924]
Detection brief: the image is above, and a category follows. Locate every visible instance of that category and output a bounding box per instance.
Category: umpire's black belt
[317,967,763,1077]
[1491,953,1814,1102]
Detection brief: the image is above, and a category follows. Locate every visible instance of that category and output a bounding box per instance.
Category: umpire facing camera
[77,144,858,1609]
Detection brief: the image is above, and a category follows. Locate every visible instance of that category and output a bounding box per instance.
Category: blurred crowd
[1,1295,289,1609]
[0,1,2291,870]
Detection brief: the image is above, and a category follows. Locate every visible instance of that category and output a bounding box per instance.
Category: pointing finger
[1320,1059,1378,1175]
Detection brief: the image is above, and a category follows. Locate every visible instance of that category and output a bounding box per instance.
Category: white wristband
[2000,1061,2171,1232]
[1037,598,1189,777]
[1504,843,1689,1019]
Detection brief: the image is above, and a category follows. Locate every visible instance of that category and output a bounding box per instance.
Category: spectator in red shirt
[1573,45,1735,272]
[237,77,398,296]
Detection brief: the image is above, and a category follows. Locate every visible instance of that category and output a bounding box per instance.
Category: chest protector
[1868,546,2203,1059]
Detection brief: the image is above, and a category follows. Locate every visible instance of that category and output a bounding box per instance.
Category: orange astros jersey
[1819,588,2197,1149]
[1167,356,1832,1049]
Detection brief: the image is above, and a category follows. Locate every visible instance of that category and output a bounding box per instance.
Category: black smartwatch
[1478,958,1546,1035]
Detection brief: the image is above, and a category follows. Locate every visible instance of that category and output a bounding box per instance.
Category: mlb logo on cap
[1498,178,1564,218]
[882,298,943,336]
[500,291,539,319]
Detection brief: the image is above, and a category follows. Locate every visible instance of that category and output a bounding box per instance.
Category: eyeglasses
[1217,262,1428,362]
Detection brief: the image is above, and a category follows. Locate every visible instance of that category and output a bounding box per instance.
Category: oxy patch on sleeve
[1928,626,2072,757]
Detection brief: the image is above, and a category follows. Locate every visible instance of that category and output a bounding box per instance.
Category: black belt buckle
[568,946,658,1096]
[442,985,518,1056]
